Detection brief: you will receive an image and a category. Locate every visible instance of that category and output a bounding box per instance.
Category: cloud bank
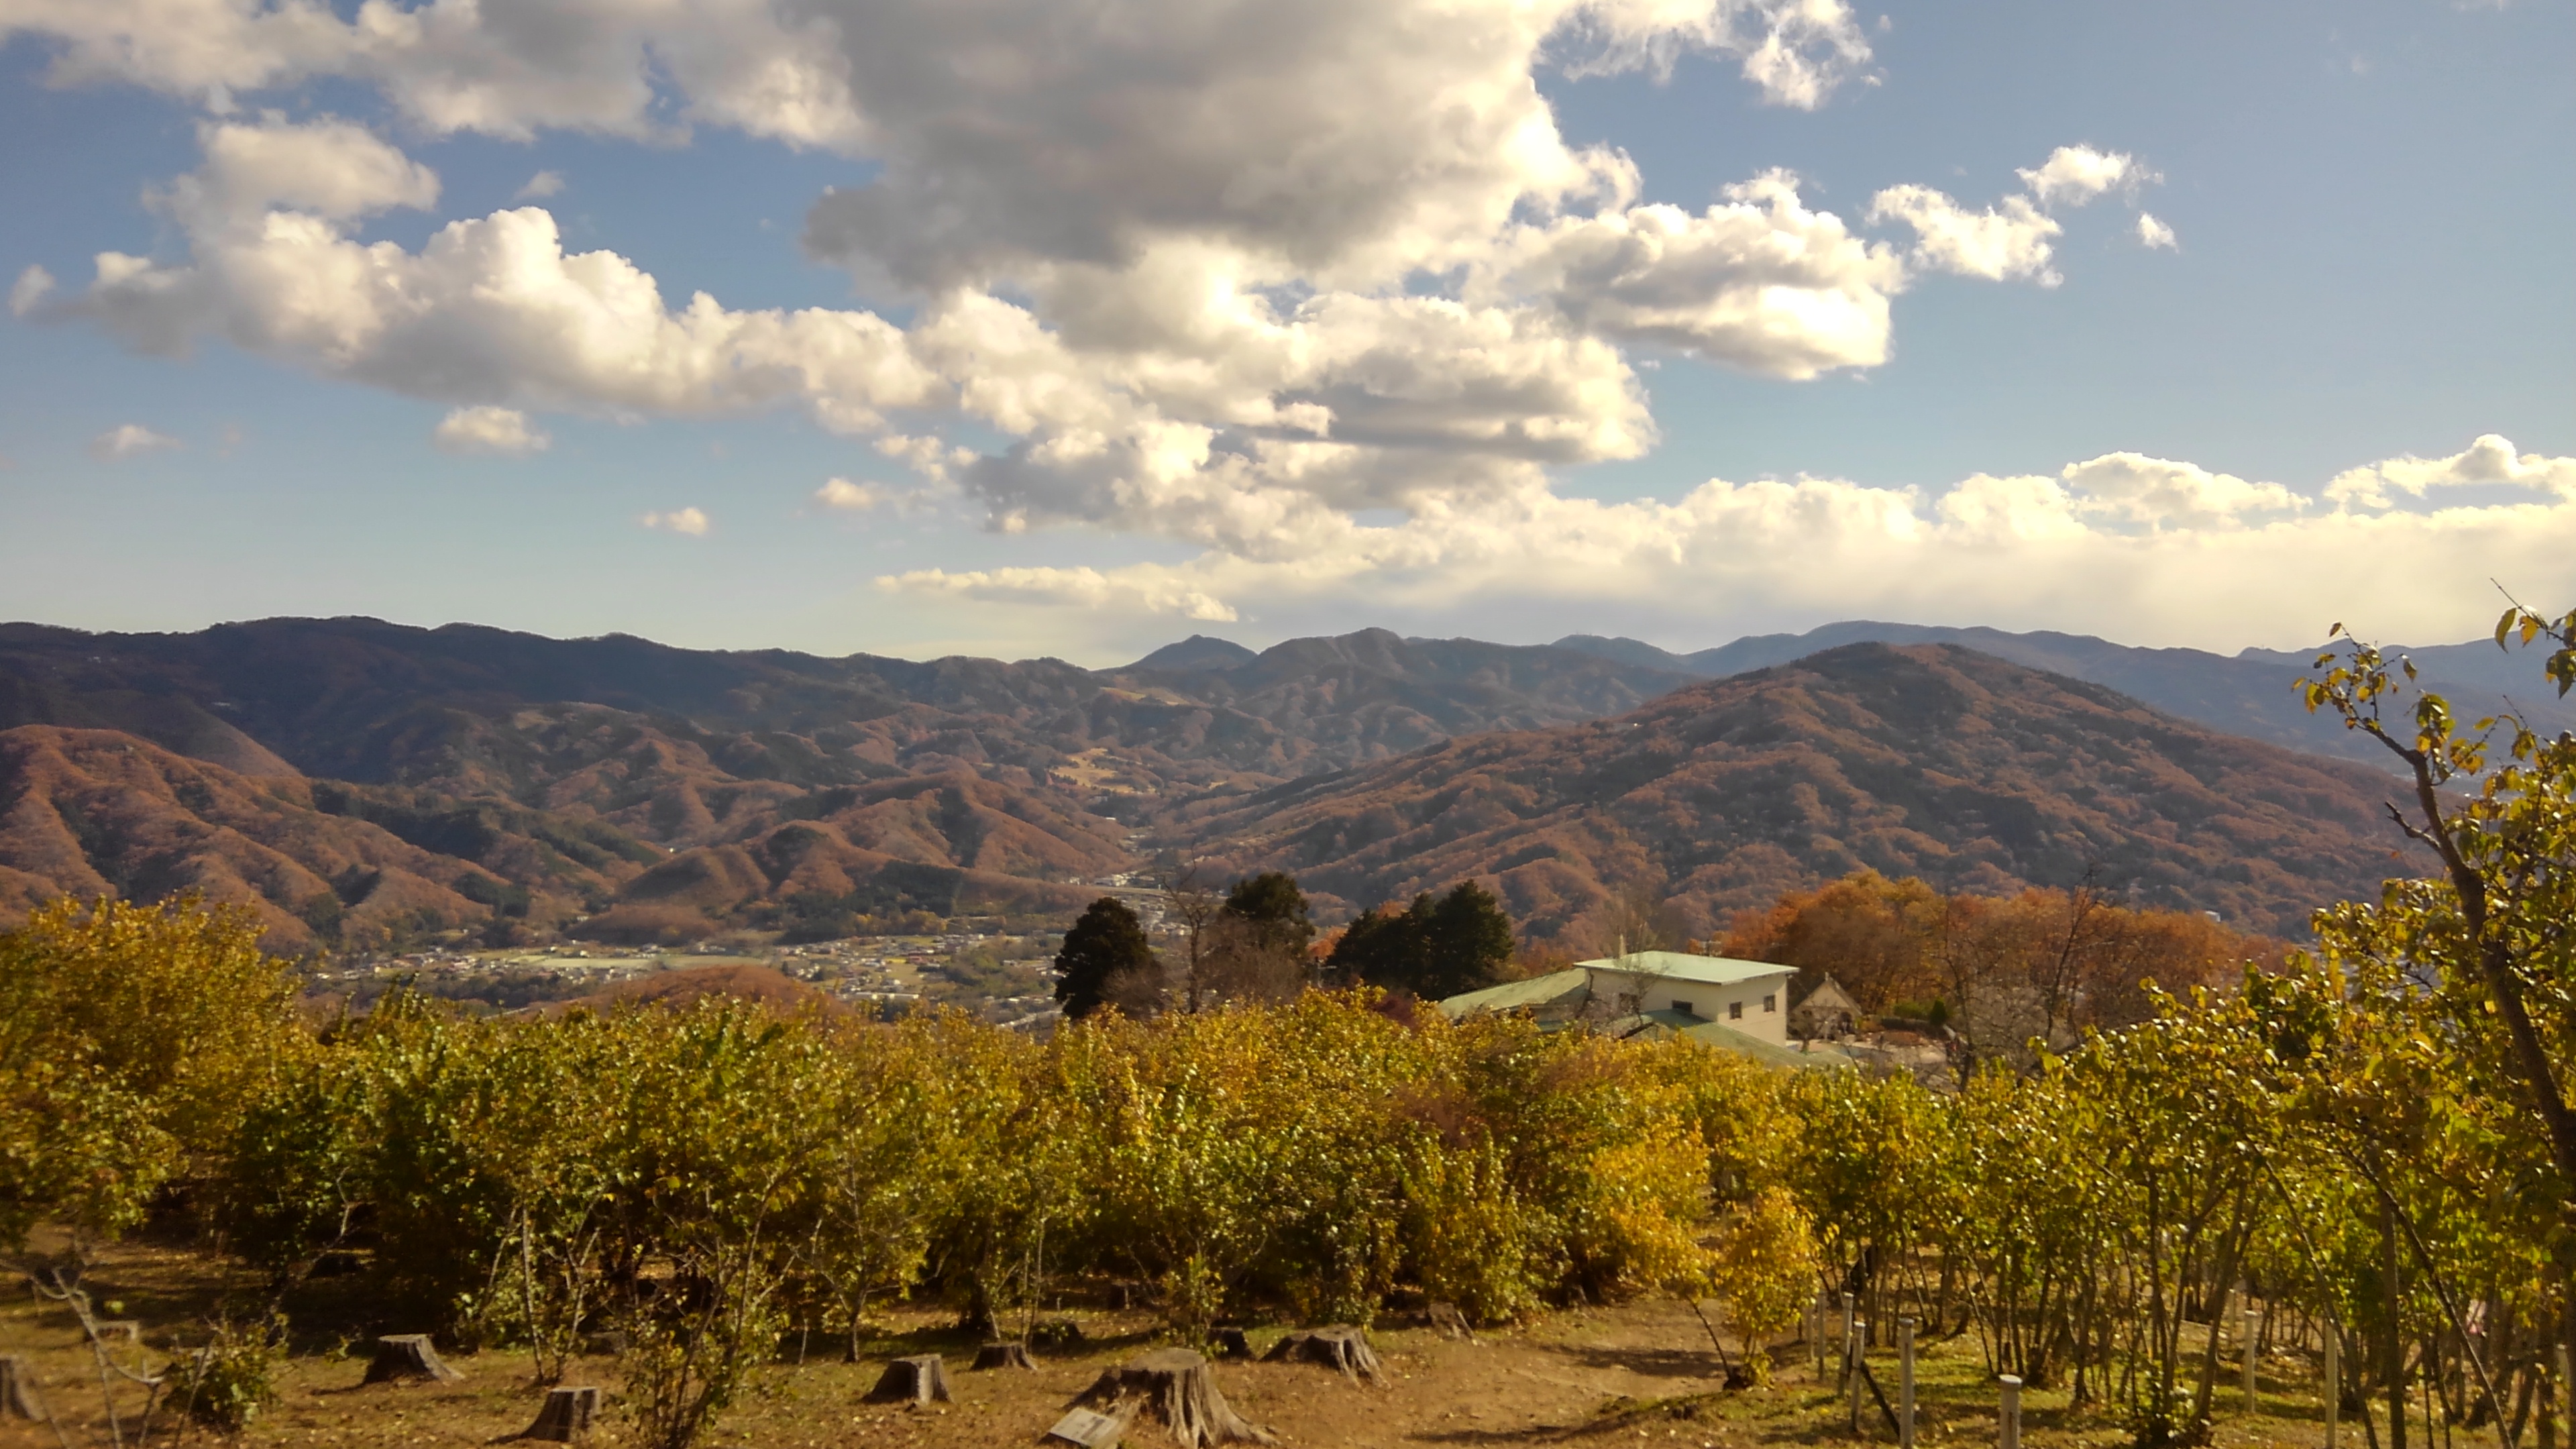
[886,435,2576,651]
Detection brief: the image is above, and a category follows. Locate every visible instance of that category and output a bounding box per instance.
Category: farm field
[0,1238,2423,1449]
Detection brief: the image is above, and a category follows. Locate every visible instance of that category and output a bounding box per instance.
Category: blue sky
[0,0,2568,665]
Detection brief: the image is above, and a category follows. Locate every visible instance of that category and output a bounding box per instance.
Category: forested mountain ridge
[0,617,2432,951]
[1165,643,2408,943]
[0,619,1688,947]
[1552,621,2576,769]
[0,619,1692,798]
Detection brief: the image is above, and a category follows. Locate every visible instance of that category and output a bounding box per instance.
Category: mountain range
[1162,643,2405,941]
[1550,621,2576,768]
[0,613,2502,951]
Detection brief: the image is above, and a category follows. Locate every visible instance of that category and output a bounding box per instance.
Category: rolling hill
[1553,622,2576,769]
[1163,643,2415,945]
[0,619,1694,946]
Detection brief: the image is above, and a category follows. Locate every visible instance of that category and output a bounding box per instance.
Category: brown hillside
[1166,643,2413,943]
[0,727,610,951]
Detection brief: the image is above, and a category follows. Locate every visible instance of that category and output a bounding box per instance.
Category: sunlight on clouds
[1868,186,2063,286]
[882,564,1238,623]
[11,3,2204,635]
[641,506,712,537]
[2322,435,2576,511]
[881,437,2576,654]
[88,423,180,461]
[2016,146,2154,209]
[432,405,549,456]
[8,265,54,317]
[2137,213,2178,250]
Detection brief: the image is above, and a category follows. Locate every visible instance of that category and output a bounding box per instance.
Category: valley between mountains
[0,616,2465,952]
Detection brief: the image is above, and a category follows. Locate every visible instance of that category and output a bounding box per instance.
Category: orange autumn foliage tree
[1720,870,2280,1049]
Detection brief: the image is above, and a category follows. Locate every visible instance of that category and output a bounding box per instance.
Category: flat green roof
[1576,951,1798,987]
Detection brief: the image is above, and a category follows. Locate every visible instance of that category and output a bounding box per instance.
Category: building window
[1728,1001,1744,1021]
[1763,994,1778,1012]
[1674,1000,1695,1017]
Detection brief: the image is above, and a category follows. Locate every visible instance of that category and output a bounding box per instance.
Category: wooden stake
[2326,1329,2340,1449]
[1999,1374,2023,1449]
[1898,1317,1917,1449]
[2245,1305,2262,1413]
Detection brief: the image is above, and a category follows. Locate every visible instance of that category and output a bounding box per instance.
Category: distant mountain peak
[1124,635,1260,672]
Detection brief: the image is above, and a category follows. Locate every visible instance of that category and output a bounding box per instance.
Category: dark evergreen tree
[1328,881,1514,1000]
[1053,897,1156,1019]
[1222,871,1315,959]
[1423,880,1515,996]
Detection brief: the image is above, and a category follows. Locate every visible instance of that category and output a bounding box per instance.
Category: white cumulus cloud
[641,506,711,536]
[514,170,564,200]
[2323,435,2576,511]
[18,5,2202,594]
[2137,213,2178,250]
[1869,186,2063,285]
[881,437,2576,653]
[433,405,549,455]
[89,423,180,461]
[2017,145,2153,209]
[9,264,54,317]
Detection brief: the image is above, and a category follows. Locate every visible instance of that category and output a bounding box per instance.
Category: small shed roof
[1436,967,1591,1020]
[1576,951,1797,987]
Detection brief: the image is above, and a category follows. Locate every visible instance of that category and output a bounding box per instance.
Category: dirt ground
[0,1238,2499,1448]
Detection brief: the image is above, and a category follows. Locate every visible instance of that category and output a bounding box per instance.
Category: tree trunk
[867,1355,951,1405]
[510,1386,600,1442]
[1263,1326,1385,1385]
[973,1342,1036,1371]
[363,1335,464,1385]
[1072,1348,1275,1448]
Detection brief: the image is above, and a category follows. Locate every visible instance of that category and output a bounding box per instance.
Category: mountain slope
[1554,623,2576,768]
[0,619,1692,800]
[1169,643,2411,943]
[0,727,637,952]
[0,619,1691,943]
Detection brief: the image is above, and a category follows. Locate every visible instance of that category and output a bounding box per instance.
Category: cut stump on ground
[867,1354,951,1405]
[508,1385,600,1442]
[362,1334,463,1385]
[1428,1302,1476,1342]
[1071,1348,1275,1448]
[1263,1325,1385,1385]
[973,1341,1036,1371]
[0,1355,47,1421]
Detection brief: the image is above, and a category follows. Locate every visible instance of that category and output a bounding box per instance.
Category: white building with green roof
[1437,951,1849,1069]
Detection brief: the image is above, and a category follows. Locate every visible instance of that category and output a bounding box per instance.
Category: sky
[0,0,2569,667]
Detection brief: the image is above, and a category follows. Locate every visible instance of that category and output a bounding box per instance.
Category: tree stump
[1428,1302,1476,1342]
[1030,1319,1085,1352]
[866,1354,951,1405]
[1263,1326,1385,1385]
[362,1334,463,1385]
[0,1355,48,1421]
[510,1385,600,1442]
[1206,1325,1252,1360]
[1071,1348,1275,1448]
[972,1341,1036,1371]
